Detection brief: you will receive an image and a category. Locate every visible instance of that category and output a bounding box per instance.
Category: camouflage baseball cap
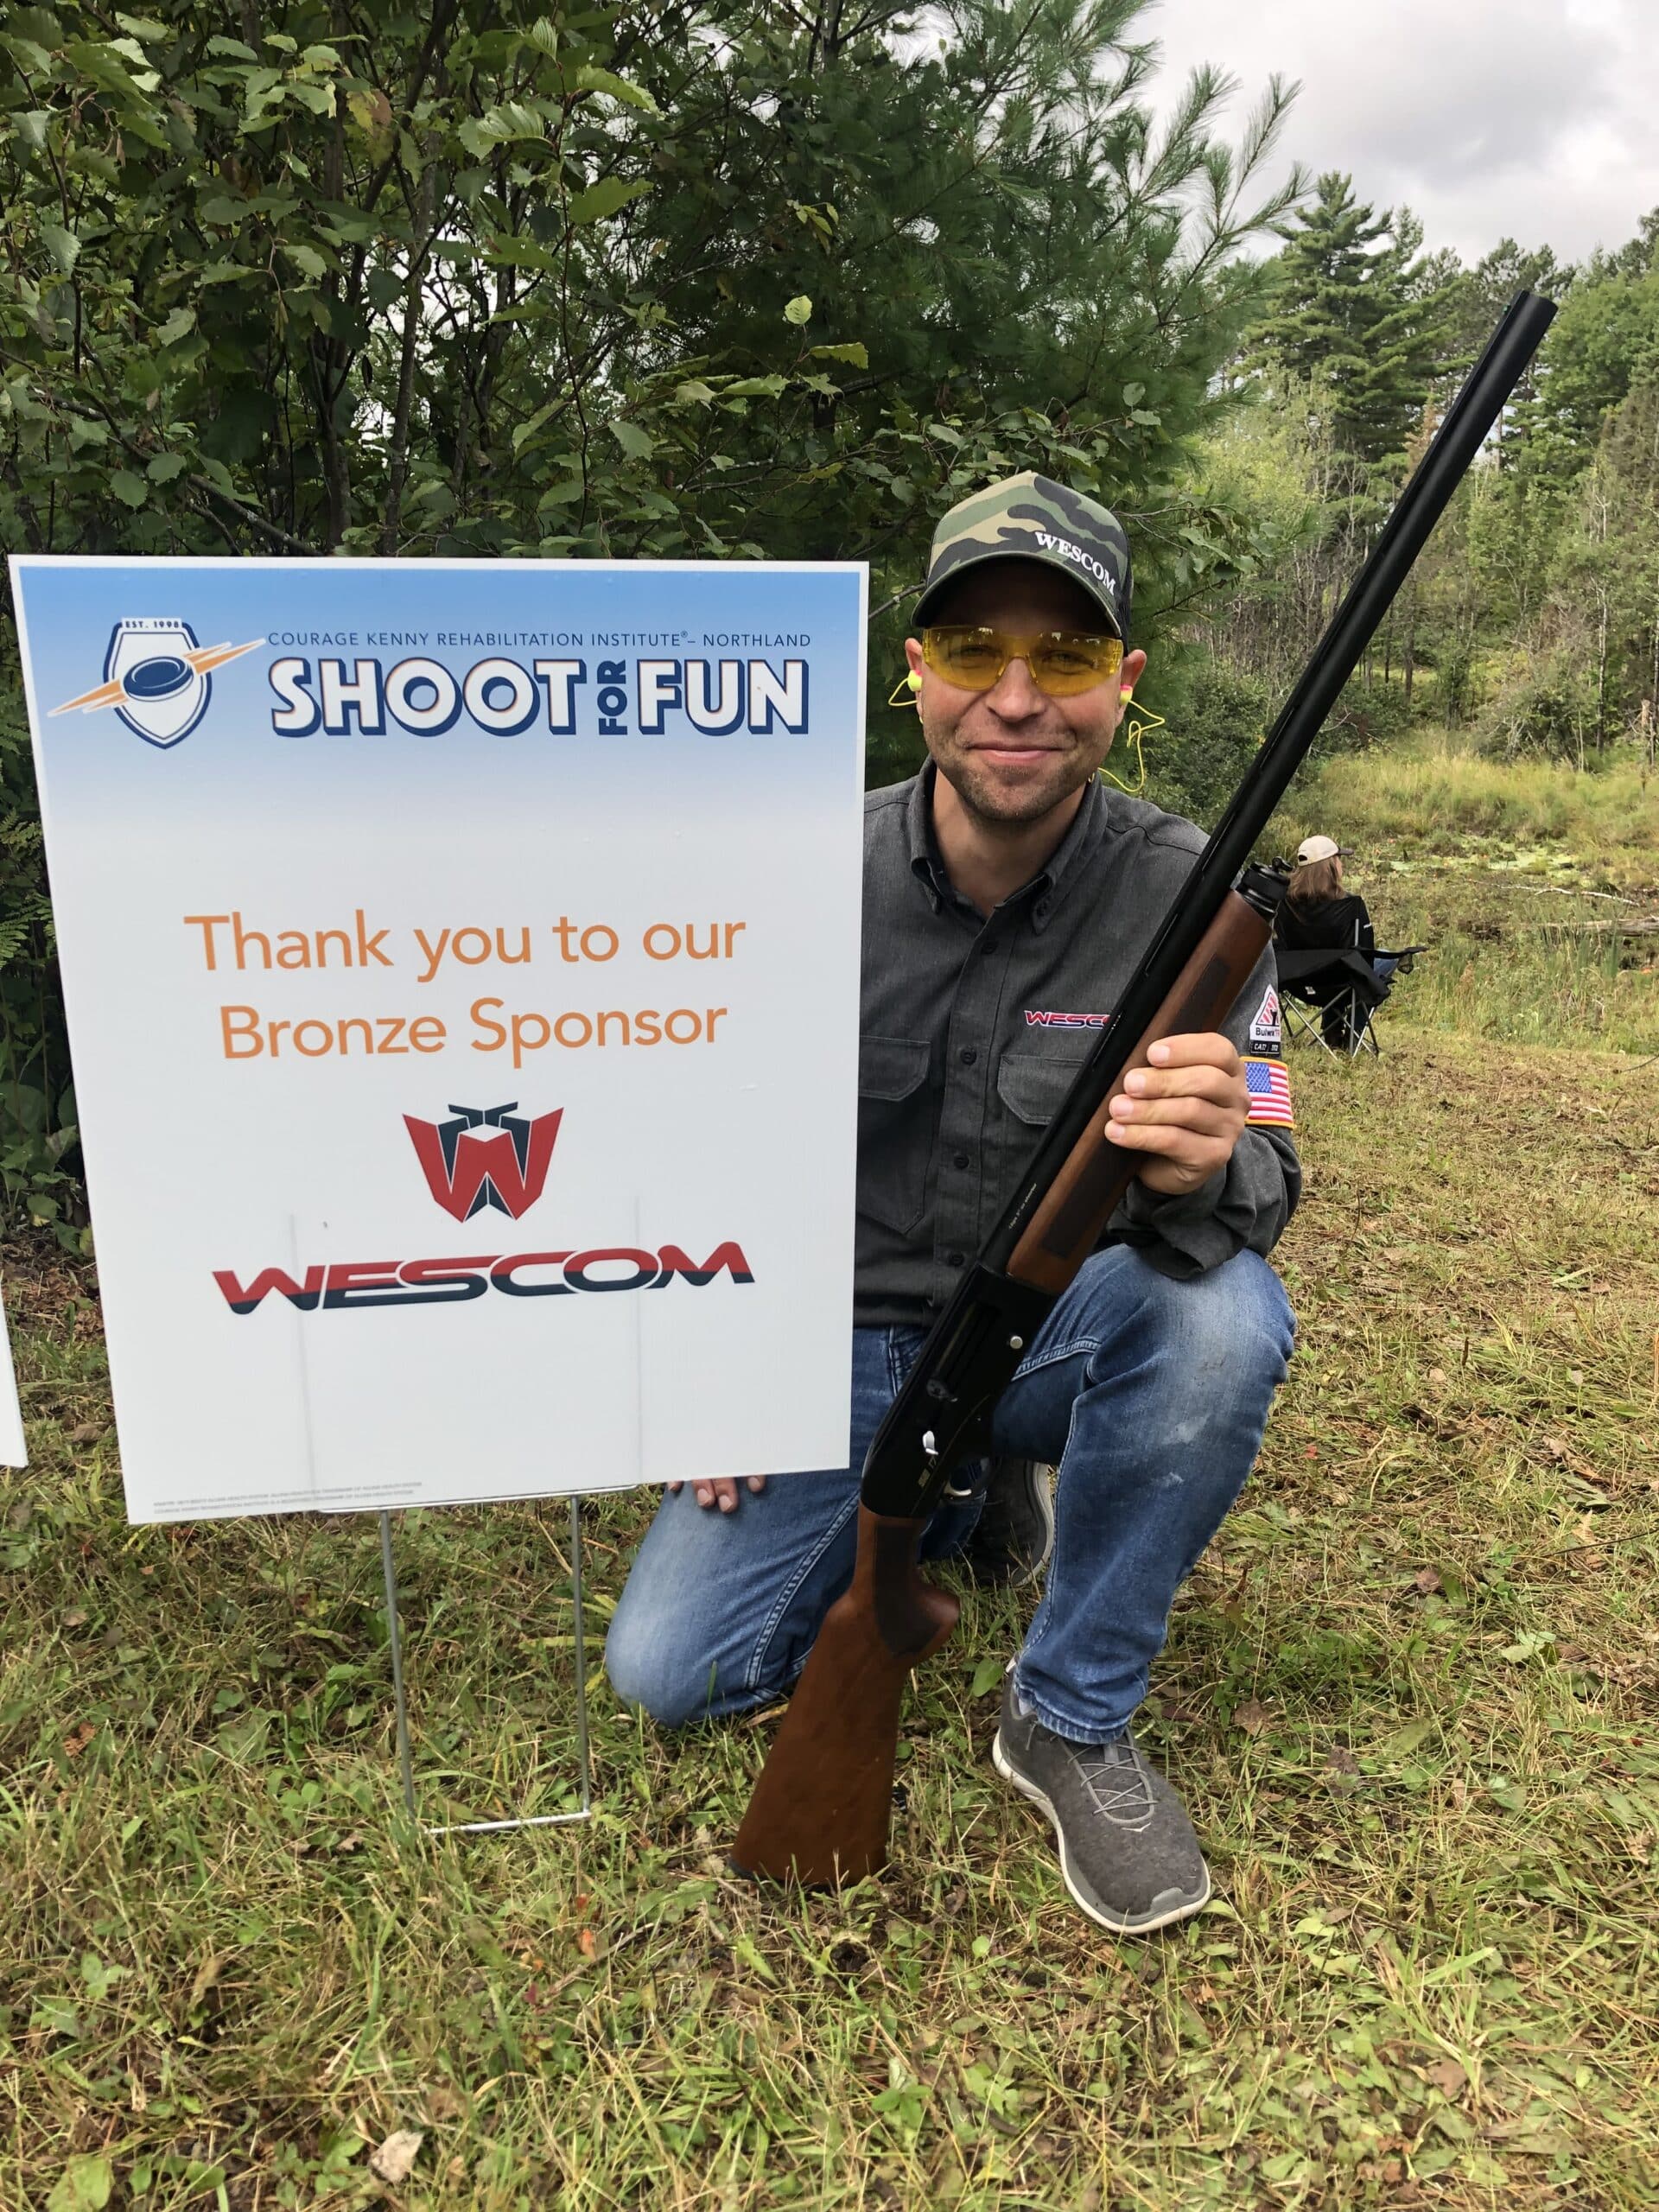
[913,472,1132,639]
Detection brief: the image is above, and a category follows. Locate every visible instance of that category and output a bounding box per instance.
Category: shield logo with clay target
[105,619,211,747]
[49,621,261,747]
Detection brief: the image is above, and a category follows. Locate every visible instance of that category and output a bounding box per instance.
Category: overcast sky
[1144,0,1659,269]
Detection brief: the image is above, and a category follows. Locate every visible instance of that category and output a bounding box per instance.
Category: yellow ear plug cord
[1098,689,1163,796]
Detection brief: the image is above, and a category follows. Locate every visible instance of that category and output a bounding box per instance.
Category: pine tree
[1249,173,1451,467]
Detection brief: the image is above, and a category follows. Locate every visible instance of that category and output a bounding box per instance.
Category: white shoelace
[1077,1740,1155,1828]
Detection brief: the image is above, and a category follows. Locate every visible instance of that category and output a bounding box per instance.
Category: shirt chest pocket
[857,1035,934,1235]
[995,1048,1090,1192]
[995,1048,1096,1211]
[996,1048,1091,1128]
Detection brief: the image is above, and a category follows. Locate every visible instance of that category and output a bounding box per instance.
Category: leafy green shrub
[1426,637,1480,726]
[0,686,83,1248]
[1138,650,1414,833]
[1323,677,1412,753]
[1140,657,1272,829]
[1478,655,1603,766]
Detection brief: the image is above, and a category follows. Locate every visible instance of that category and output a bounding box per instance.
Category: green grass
[1289,737,1658,856]
[4,750,1659,2209]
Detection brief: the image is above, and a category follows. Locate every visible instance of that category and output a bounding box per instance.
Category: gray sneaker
[992,1676,1211,1933]
[963,1459,1055,1589]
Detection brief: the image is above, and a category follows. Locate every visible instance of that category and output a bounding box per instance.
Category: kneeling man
[607,474,1300,1933]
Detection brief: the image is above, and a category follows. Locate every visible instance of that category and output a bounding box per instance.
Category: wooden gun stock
[731,1507,959,1884]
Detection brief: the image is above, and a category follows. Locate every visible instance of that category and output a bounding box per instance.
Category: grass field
[3,750,1657,2210]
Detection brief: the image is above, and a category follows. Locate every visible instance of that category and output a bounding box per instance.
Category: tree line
[1206,175,1659,783]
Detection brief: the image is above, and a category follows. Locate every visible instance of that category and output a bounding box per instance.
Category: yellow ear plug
[1120,686,1134,702]
[887,670,923,709]
[909,670,922,691]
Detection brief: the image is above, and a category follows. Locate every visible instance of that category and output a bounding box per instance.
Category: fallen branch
[1510,882,1639,906]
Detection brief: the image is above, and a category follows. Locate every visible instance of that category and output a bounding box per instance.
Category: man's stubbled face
[906,560,1138,831]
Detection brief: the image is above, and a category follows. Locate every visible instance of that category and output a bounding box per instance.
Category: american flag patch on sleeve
[1244,1057,1294,1128]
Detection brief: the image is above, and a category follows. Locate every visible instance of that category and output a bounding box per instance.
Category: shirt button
[945,1249,965,1267]
[958,1046,977,1065]
[1035,900,1051,921]
[952,1151,969,1169]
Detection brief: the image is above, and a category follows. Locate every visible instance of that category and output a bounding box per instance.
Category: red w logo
[404,1103,563,1221]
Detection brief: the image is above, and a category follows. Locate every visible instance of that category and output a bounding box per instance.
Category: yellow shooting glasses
[921,624,1124,698]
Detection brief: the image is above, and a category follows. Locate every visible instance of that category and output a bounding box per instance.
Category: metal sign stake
[378,1497,594,1837]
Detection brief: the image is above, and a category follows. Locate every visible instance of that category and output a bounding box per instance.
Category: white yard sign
[0,1285,25,1467]
[10,557,865,1522]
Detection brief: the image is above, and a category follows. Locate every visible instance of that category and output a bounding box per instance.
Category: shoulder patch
[1248,982,1283,1050]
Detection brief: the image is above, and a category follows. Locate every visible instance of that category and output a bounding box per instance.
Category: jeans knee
[1120,1249,1294,1411]
[1214,1250,1296,1387]
[604,1604,716,1731]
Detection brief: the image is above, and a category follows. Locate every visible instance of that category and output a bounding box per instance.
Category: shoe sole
[975,1465,1057,1592]
[1008,1465,1057,1592]
[992,1729,1212,1936]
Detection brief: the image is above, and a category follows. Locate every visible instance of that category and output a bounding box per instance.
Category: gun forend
[1005,884,1275,1295]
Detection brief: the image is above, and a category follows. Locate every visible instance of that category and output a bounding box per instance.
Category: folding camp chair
[1273,944,1427,1061]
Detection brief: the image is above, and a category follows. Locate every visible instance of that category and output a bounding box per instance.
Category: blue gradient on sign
[13,561,865,825]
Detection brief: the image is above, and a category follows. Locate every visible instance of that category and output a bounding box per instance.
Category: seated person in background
[1281,835,1367,953]
[1275,835,1399,1048]
[1278,836,1402,979]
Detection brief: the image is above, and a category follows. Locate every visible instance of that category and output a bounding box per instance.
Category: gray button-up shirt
[855,765,1301,1327]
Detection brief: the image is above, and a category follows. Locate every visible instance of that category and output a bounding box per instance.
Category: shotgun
[732,291,1556,1887]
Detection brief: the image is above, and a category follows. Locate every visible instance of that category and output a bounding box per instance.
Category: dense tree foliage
[0,0,1301,1232]
[0,2,1300,611]
[1246,172,1453,469]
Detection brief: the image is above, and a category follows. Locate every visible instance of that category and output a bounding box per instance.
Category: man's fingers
[1146,1032,1240,1071]
[1121,1065,1241,1105]
[1109,1034,1250,1192]
[688,1475,764,1511]
[1105,1116,1228,1157]
[1108,1093,1240,1137]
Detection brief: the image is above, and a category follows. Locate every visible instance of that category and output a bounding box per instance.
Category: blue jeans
[606,1244,1294,1745]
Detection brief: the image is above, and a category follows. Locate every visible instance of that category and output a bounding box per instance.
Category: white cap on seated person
[1294,834,1350,865]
